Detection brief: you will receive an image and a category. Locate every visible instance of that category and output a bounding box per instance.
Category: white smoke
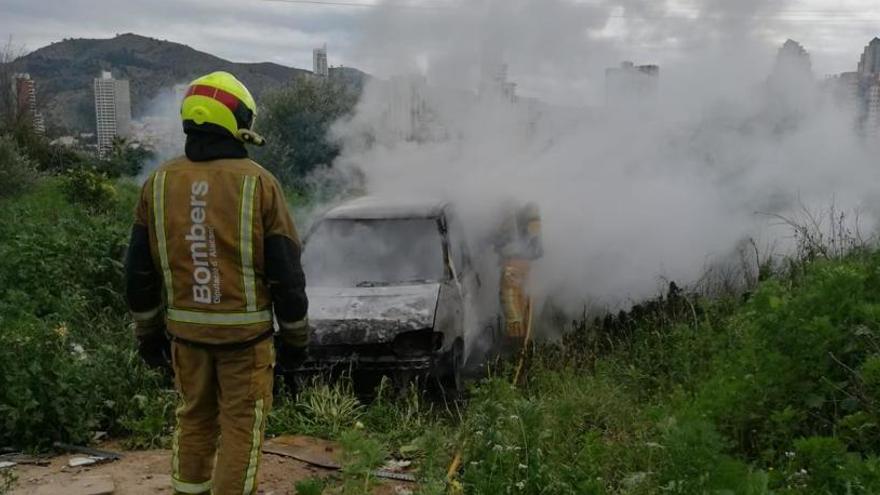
[328,0,880,310]
[131,84,188,179]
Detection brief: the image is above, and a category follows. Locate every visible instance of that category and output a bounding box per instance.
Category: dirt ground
[8,437,413,495]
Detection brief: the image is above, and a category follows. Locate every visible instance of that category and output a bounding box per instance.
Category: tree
[0,135,39,198]
[0,36,28,133]
[253,75,360,186]
[95,136,155,177]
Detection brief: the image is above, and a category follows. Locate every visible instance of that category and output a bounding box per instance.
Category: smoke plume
[328,0,880,310]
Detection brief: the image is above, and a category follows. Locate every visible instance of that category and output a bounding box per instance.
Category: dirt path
[9,441,412,495]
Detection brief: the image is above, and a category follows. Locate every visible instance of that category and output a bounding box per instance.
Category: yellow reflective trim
[153,171,174,307]
[239,176,258,312]
[242,397,265,495]
[131,306,161,322]
[167,308,272,326]
[172,477,213,494]
[172,396,184,484]
[279,317,308,332]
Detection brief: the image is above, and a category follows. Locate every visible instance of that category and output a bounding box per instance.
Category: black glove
[276,340,308,373]
[137,331,171,370]
[131,310,171,370]
[276,317,309,372]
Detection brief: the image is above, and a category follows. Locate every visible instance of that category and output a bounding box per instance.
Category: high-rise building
[852,38,880,140]
[386,75,429,141]
[826,71,860,113]
[313,45,329,77]
[771,39,812,80]
[12,73,45,134]
[858,38,880,77]
[479,60,517,102]
[93,71,132,157]
[867,83,880,137]
[605,61,660,108]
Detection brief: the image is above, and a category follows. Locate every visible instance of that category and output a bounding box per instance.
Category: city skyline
[4,0,880,105]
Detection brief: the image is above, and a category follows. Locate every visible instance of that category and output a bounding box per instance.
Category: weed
[0,468,16,495]
[294,476,327,495]
[339,429,386,494]
[269,376,364,439]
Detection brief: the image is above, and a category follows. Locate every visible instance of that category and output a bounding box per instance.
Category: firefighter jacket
[125,151,308,346]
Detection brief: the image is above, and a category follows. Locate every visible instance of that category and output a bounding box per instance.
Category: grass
[4,176,880,494]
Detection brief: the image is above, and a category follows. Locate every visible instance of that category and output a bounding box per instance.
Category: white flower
[515,481,525,490]
[518,463,527,470]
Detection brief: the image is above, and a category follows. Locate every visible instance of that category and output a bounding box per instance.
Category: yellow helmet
[181,71,265,146]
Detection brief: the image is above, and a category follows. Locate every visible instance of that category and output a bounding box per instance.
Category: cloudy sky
[3,0,880,103]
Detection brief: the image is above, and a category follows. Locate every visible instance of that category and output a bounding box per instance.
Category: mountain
[8,33,367,135]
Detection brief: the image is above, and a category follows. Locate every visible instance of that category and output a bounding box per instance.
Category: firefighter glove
[137,330,171,370]
[278,318,309,348]
[276,318,309,372]
[132,309,170,369]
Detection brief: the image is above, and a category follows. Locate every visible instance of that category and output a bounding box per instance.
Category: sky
[2,0,880,104]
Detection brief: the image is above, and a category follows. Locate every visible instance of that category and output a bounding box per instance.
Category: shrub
[0,179,170,450]
[0,135,39,198]
[61,167,118,212]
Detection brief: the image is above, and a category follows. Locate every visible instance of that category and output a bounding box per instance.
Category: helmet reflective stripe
[185,84,255,131]
[167,308,272,326]
[239,176,259,312]
[152,171,174,307]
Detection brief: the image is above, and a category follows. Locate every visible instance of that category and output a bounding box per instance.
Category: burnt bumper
[296,343,436,373]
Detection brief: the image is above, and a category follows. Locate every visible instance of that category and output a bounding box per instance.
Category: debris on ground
[68,456,104,468]
[0,453,51,467]
[264,435,417,482]
[30,475,115,495]
[54,442,123,461]
[383,459,412,471]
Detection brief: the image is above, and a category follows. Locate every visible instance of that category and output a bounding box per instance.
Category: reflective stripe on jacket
[132,156,305,345]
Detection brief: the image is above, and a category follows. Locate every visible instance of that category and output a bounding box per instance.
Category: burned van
[298,197,489,390]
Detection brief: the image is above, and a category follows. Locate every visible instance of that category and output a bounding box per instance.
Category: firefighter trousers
[501,258,531,339]
[170,337,274,495]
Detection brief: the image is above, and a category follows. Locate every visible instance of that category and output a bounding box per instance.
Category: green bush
[60,167,118,212]
[0,179,171,450]
[10,124,87,173]
[0,135,39,198]
[94,137,155,178]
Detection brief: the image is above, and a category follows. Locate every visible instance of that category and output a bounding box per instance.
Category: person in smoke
[124,71,308,495]
[493,201,543,349]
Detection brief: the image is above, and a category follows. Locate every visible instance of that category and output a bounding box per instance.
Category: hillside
[8,33,367,135]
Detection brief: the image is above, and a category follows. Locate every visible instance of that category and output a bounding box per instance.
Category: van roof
[323,196,450,220]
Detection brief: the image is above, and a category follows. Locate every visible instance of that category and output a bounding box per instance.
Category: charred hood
[307,284,441,345]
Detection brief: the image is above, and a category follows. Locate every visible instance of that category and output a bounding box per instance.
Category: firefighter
[124,71,308,495]
[494,202,543,348]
